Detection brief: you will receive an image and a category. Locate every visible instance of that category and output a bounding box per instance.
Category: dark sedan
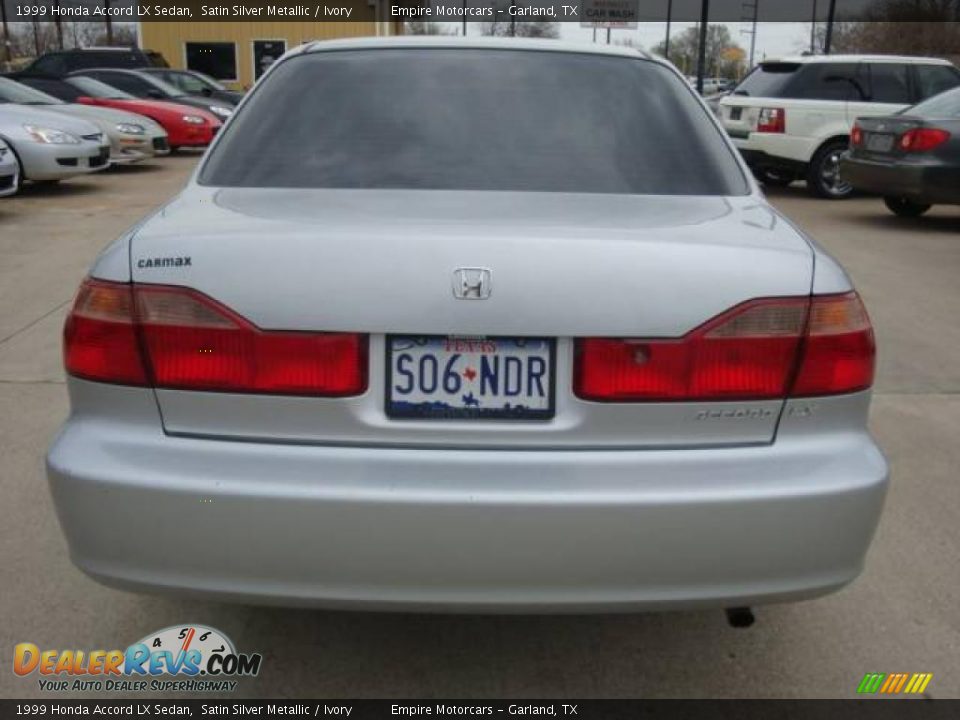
[841,87,960,217]
[68,68,235,123]
[139,68,244,105]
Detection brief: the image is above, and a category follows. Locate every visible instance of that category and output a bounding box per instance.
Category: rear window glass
[733,63,801,98]
[200,49,747,196]
[907,86,960,117]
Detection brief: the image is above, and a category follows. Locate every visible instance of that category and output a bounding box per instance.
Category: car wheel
[884,196,931,218]
[806,140,854,199]
[7,145,25,191]
[757,168,795,188]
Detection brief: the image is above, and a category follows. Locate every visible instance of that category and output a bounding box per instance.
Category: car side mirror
[200,87,213,97]
[145,89,165,99]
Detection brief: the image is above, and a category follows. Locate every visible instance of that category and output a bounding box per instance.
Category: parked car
[841,86,960,217]
[0,138,19,196]
[0,77,167,165]
[69,69,235,121]
[720,55,960,198]
[140,68,244,105]
[47,38,887,613]
[15,75,220,151]
[0,104,109,186]
[21,46,168,76]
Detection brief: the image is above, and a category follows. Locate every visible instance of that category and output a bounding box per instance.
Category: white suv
[720,55,960,198]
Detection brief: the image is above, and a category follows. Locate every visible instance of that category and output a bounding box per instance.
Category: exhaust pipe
[725,607,755,628]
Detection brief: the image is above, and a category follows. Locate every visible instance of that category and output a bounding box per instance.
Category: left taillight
[64,278,367,396]
[64,279,148,386]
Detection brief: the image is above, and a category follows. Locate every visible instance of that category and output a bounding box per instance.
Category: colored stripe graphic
[857,673,886,694]
[858,672,932,695]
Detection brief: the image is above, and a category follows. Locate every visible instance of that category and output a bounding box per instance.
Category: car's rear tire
[807,140,854,199]
[884,196,931,218]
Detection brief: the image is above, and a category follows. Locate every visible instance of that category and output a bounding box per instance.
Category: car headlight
[115,123,145,135]
[209,105,233,118]
[182,115,205,125]
[24,125,81,145]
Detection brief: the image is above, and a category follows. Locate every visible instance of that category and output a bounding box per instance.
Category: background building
[139,11,402,89]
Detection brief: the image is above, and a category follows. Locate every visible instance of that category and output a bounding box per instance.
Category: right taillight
[574,292,874,402]
[791,293,875,397]
[899,127,950,152]
[757,107,786,133]
[64,278,367,396]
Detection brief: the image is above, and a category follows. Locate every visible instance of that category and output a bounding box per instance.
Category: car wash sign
[581,0,640,28]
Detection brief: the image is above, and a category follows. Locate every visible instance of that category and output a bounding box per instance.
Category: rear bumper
[734,133,817,166]
[46,386,890,612]
[840,156,960,205]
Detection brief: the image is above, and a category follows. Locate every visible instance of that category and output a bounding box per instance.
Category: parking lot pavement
[1,159,958,700]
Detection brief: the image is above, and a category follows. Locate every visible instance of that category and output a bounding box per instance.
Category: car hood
[108,98,219,124]
[54,103,166,134]
[129,187,815,337]
[0,104,103,136]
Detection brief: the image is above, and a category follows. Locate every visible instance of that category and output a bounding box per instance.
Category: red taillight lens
[64,279,367,396]
[574,293,874,402]
[899,128,950,152]
[850,124,864,147]
[757,107,786,133]
[64,279,148,385]
[792,293,875,396]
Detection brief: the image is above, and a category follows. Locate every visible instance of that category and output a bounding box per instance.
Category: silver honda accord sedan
[47,38,888,613]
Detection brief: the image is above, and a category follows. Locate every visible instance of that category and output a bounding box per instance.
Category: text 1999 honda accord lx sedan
[46,38,889,613]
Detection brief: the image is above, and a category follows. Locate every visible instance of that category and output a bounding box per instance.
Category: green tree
[653,24,745,78]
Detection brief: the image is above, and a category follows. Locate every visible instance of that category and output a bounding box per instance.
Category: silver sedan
[0,78,168,165]
[0,104,109,185]
[46,38,889,613]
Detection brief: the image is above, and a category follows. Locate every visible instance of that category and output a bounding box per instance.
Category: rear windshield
[200,49,747,195]
[733,63,801,98]
[906,86,960,117]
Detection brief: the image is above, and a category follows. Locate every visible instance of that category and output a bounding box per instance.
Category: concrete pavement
[1,159,958,699]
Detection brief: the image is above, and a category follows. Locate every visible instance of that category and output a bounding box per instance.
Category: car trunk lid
[128,187,814,449]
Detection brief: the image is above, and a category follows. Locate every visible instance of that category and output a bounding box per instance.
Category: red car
[14,75,221,150]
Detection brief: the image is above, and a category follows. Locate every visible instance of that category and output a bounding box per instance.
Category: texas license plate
[386,336,555,420]
[866,133,895,153]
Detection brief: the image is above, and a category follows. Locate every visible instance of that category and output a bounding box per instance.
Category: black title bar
[2,0,960,23]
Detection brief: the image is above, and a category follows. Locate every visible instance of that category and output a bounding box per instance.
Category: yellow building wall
[140,18,401,90]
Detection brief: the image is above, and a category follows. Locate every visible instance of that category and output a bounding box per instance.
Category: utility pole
[0,0,10,65]
[607,27,611,45]
[740,1,759,70]
[105,0,114,45]
[664,0,673,58]
[510,0,516,36]
[810,0,818,53]
[824,0,837,54]
[463,0,467,36]
[54,1,64,50]
[695,0,709,94]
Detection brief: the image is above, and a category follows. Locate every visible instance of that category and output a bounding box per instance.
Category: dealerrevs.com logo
[13,624,262,693]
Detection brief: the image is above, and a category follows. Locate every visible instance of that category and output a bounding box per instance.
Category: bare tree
[816,1,960,63]
[405,21,455,35]
[481,20,559,38]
